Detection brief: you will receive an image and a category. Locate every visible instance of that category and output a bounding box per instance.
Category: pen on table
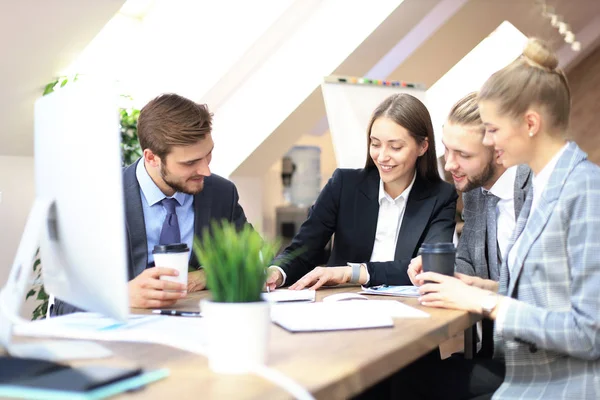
[152,310,202,317]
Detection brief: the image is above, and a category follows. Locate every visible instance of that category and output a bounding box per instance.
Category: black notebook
[0,356,167,399]
[0,356,69,384]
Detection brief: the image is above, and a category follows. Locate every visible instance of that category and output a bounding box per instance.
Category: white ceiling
[234,0,600,176]
[0,0,125,157]
[2,0,600,161]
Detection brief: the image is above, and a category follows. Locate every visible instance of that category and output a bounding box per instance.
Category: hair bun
[522,38,559,71]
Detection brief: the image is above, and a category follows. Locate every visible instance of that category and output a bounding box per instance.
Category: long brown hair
[364,93,440,182]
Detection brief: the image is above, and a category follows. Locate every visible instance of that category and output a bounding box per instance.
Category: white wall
[228,175,264,234]
[0,156,34,286]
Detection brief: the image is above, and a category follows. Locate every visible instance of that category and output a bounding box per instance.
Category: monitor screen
[33,78,129,321]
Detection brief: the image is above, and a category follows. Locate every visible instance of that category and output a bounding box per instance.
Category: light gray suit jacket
[455,165,532,279]
[493,142,600,399]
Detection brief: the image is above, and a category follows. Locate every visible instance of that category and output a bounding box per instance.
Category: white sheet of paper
[8,340,114,361]
[261,289,316,303]
[13,313,208,355]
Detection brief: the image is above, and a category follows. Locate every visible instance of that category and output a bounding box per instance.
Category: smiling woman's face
[480,100,531,169]
[369,117,426,189]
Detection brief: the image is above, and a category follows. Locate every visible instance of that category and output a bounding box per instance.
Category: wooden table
[12,288,479,399]
[73,287,475,399]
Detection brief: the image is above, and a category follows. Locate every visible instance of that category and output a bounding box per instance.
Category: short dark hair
[137,93,213,159]
[365,93,440,182]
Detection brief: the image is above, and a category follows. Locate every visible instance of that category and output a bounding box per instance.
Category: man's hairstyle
[137,93,213,159]
[447,92,484,134]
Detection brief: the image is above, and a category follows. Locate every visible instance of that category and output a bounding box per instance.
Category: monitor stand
[0,198,112,361]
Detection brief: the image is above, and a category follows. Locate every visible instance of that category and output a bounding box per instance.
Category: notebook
[0,357,169,400]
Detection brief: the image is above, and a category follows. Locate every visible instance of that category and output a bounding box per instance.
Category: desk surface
[60,287,474,400]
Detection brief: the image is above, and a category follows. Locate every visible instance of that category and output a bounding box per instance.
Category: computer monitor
[0,78,130,352]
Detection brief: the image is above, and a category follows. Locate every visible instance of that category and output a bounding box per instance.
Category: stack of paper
[14,313,208,356]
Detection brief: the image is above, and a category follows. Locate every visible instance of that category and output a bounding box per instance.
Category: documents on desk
[270,300,428,333]
[14,313,208,356]
[261,289,316,303]
[360,285,420,298]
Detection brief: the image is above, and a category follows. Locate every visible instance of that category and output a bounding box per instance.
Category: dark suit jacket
[52,159,249,316]
[455,165,532,279]
[275,168,458,287]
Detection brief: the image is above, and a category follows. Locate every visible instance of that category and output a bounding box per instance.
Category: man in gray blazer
[442,94,531,361]
[453,165,531,281]
[52,93,249,315]
[404,93,532,397]
[410,92,532,284]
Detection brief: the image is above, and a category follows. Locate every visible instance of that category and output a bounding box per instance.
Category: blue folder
[0,368,169,400]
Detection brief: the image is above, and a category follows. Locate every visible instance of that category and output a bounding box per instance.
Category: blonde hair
[479,38,571,132]
[447,92,484,134]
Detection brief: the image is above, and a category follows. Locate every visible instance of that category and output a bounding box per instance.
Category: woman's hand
[416,271,492,314]
[455,273,499,292]
[408,258,499,292]
[289,266,351,290]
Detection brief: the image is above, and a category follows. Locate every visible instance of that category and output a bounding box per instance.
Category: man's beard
[461,160,496,192]
[160,163,204,195]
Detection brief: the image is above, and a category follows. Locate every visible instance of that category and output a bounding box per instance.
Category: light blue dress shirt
[135,161,194,266]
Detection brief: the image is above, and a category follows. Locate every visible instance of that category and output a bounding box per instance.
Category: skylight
[62,0,296,106]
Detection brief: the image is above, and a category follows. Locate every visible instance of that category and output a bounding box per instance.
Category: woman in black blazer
[266,93,458,290]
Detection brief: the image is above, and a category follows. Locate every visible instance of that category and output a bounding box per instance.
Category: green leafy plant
[25,249,48,320]
[120,106,142,166]
[193,221,279,303]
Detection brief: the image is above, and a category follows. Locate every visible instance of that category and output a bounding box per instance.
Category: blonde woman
[414,38,600,399]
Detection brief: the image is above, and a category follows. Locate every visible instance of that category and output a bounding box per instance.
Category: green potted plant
[193,221,279,374]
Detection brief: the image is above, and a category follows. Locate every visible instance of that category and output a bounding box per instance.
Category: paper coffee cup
[153,243,190,289]
[420,242,456,281]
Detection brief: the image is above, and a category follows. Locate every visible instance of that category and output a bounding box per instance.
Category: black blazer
[122,160,249,279]
[275,168,458,286]
[52,159,249,316]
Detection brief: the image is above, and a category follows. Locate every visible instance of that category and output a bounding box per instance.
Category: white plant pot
[200,299,271,374]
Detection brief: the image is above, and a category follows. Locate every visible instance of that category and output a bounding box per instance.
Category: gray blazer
[455,165,532,279]
[494,142,600,399]
[52,159,249,316]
